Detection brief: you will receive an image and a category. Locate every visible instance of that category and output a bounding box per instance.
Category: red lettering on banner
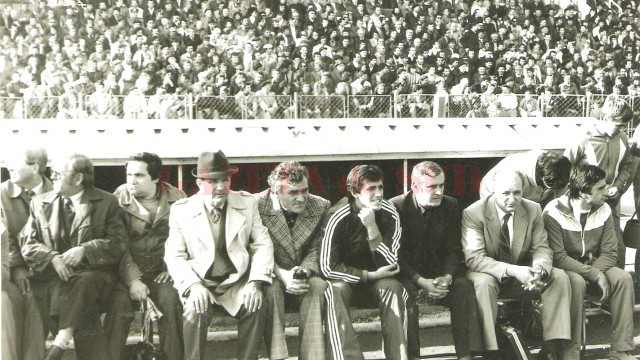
[307,165,326,196]
[452,165,482,196]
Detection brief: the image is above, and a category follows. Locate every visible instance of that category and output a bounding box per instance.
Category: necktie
[64,198,76,226]
[211,206,222,224]
[499,213,512,262]
[24,188,35,199]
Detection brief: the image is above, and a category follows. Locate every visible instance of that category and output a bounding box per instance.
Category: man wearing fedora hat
[165,150,274,360]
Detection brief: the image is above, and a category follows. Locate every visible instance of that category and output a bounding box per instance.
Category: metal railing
[3,93,639,122]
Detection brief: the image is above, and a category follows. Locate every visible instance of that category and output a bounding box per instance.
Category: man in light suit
[258,161,340,360]
[164,150,274,360]
[462,170,573,359]
[21,153,126,360]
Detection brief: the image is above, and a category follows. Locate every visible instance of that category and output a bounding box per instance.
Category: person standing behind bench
[392,161,482,360]
[320,164,408,360]
[564,98,636,268]
[164,150,274,360]
[105,152,186,359]
[543,164,635,360]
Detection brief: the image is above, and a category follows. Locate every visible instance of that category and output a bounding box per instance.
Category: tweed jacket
[164,191,274,316]
[257,189,330,274]
[1,177,54,268]
[20,186,127,276]
[462,196,552,280]
[114,181,187,284]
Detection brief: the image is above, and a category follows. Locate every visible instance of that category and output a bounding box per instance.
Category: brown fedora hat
[192,150,239,179]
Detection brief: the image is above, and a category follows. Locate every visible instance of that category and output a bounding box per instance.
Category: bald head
[493,170,523,213]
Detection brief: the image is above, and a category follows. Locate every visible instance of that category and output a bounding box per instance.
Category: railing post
[293,93,298,119]
[585,93,591,117]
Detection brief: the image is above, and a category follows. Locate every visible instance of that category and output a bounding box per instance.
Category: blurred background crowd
[1,0,640,116]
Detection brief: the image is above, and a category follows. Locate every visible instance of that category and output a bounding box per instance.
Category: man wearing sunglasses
[479,150,572,210]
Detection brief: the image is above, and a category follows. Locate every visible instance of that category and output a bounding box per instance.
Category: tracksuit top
[564,126,634,190]
[542,195,618,282]
[320,197,401,284]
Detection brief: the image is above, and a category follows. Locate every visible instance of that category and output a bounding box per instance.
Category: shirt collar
[494,201,512,222]
[67,189,85,209]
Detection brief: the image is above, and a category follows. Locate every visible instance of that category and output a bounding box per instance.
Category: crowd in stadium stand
[2,0,640,118]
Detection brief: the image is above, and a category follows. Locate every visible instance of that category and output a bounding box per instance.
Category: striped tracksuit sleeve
[372,200,402,266]
[320,204,364,284]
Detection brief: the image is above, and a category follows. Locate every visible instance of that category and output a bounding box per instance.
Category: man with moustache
[21,153,126,360]
[105,152,186,359]
[1,147,50,359]
[164,150,274,360]
[392,161,481,360]
[320,164,408,360]
[462,170,572,359]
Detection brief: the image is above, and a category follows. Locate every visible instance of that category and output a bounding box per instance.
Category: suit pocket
[78,224,107,243]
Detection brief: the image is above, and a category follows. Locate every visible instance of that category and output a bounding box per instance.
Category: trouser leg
[373,278,408,360]
[605,267,635,352]
[2,290,18,360]
[182,304,213,360]
[104,282,135,360]
[59,272,112,360]
[466,271,499,351]
[262,279,288,359]
[298,277,327,360]
[539,268,572,342]
[236,304,267,360]
[400,279,420,358]
[563,271,584,360]
[148,280,184,360]
[607,199,626,269]
[448,276,483,356]
[326,280,364,360]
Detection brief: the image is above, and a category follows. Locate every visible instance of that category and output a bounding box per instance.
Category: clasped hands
[279,266,311,296]
[507,265,546,291]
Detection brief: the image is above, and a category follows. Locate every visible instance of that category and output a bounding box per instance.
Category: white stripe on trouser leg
[402,288,408,345]
[324,281,345,360]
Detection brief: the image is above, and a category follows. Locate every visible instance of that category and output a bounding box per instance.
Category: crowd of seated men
[2,0,640,117]
[2,98,640,360]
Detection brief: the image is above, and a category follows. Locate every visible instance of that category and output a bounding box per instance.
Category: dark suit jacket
[20,186,126,275]
[461,196,552,280]
[391,192,466,283]
[257,189,330,274]
[1,177,53,268]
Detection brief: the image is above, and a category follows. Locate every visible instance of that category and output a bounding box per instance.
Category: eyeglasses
[51,170,76,179]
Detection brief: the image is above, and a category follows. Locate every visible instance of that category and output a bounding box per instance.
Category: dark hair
[346,165,384,197]
[568,164,606,199]
[268,161,309,190]
[126,152,162,180]
[68,154,95,186]
[535,152,572,190]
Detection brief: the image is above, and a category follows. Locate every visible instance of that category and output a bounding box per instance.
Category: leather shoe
[44,345,64,360]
